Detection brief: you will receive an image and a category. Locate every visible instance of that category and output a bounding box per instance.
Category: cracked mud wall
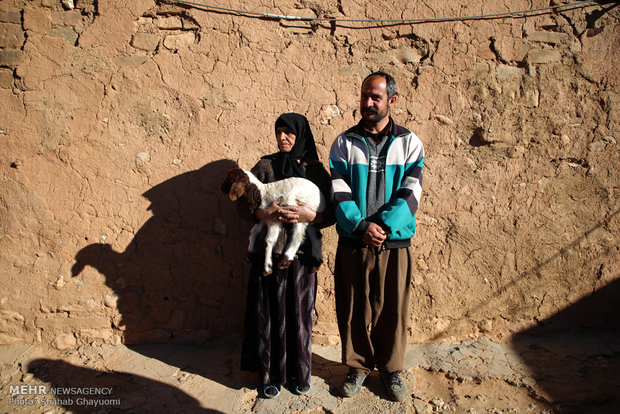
[0,0,618,349]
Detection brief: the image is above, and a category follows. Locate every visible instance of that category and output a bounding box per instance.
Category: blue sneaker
[295,383,311,395]
[262,384,280,398]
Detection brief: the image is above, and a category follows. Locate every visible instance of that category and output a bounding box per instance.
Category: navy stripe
[394,187,419,215]
[333,191,354,203]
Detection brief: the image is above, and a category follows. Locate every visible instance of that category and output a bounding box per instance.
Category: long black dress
[239,154,333,390]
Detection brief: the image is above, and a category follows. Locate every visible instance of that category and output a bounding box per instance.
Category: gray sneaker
[380,371,408,402]
[341,374,366,397]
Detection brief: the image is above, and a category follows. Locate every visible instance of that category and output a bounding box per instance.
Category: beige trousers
[334,243,413,376]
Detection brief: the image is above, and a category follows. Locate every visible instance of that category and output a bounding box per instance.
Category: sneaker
[341,374,366,397]
[295,383,311,395]
[380,371,408,402]
[262,384,280,398]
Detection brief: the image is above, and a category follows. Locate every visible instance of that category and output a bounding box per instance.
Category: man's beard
[361,107,388,123]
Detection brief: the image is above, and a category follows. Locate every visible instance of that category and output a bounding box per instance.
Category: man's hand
[362,222,386,247]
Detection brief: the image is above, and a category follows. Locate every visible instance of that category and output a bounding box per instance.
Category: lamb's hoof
[309,263,322,273]
[278,259,292,269]
[262,268,272,276]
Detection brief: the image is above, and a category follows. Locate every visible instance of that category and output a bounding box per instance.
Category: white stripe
[413,184,422,202]
[402,176,423,202]
[332,177,350,193]
[348,140,369,165]
[386,138,407,165]
[401,176,420,190]
[386,133,424,165]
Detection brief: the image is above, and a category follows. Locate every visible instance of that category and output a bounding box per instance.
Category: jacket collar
[345,117,411,140]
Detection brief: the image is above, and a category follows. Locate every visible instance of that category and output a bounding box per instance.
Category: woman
[239,113,334,398]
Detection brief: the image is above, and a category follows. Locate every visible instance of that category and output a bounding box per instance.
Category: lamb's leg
[247,223,263,261]
[279,223,306,269]
[263,222,280,275]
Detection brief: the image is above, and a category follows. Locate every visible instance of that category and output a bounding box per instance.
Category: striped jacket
[329,120,424,244]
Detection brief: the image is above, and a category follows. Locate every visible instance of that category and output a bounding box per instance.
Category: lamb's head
[220,168,262,211]
[221,168,247,200]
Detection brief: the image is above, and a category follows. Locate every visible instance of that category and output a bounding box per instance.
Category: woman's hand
[278,201,318,224]
[256,199,319,224]
[255,197,284,221]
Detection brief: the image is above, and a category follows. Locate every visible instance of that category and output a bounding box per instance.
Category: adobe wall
[0,0,618,349]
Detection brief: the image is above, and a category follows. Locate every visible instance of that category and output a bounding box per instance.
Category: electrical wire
[167,0,604,26]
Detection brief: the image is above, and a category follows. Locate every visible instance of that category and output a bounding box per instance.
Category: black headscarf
[274,113,319,179]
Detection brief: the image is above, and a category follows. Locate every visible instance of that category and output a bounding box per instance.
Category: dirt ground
[2,330,619,413]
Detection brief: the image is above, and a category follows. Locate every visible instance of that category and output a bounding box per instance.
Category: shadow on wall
[26,358,218,413]
[511,278,620,413]
[71,159,251,345]
[424,207,619,410]
[430,209,619,343]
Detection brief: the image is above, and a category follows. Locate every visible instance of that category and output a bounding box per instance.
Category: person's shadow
[511,278,620,413]
[71,159,254,388]
[26,358,221,413]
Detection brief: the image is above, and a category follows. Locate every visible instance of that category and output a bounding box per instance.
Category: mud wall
[0,0,618,349]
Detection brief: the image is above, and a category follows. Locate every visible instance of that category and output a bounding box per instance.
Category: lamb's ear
[221,169,237,194]
[229,181,246,201]
[221,177,232,194]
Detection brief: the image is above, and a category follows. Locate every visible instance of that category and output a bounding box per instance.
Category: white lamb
[221,168,326,275]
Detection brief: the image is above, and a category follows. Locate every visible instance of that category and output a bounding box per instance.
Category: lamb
[221,168,326,275]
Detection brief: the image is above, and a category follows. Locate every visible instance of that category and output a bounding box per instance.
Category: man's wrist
[353,220,371,238]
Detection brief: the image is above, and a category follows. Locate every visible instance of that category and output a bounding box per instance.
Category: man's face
[359,75,395,124]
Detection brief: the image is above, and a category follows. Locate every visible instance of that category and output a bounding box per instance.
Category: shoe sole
[262,385,280,398]
[340,389,362,398]
[295,385,311,395]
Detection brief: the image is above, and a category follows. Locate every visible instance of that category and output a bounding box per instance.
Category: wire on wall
[166,0,608,27]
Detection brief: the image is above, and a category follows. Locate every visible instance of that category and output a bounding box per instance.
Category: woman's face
[276,126,296,153]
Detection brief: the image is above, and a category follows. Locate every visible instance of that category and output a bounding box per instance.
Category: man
[328,72,424,401]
